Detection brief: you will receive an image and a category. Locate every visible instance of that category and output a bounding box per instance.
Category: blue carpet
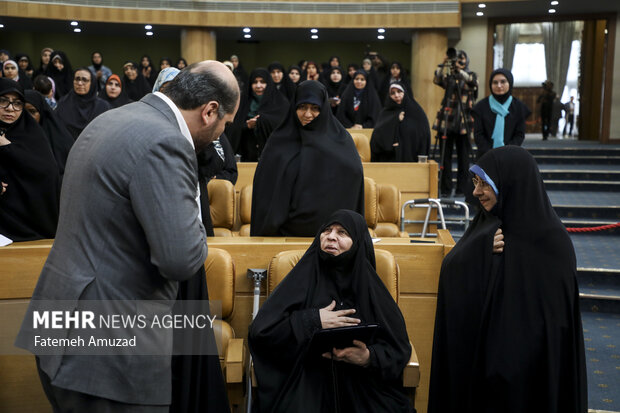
[547,190,620,207]
[582,311,620,411]
[571,234,620,270]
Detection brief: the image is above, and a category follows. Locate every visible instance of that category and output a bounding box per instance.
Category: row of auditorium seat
[207,177,408,238]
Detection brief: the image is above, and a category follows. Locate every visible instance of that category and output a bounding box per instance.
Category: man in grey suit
[16,61,239,411]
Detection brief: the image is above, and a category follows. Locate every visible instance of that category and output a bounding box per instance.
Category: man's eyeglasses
[0,97,24,111]
[74,76,91,84]
[472,176,491,189]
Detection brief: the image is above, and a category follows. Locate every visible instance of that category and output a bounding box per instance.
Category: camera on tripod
[440,47,459,75]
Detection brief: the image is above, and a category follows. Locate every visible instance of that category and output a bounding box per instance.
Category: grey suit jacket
[16,94,207,405]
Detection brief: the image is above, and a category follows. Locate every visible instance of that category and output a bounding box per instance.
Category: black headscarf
[489,68,513,104]
[122,61,152,102]
[324,66,344,98]
[371,83,430,162]
[24,90,74,175]
[99,74,133,108]
[378,61,413,104]
[225,68,289,160]
[428,146,587,413]
[55,68,111,140]
[336,70,381,128]
[139,55,157,87]
[0,78,61,241]
[14,53,35,80]
[344,63,359,86]
[250,80,364,236]
[287,65,302,86]
[2,59,33,91]
[46,51,73,100]
[249,209,412,413]
[231,55,249,95]
[268,62,296,102]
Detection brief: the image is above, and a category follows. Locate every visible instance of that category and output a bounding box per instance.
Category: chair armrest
[251,360,258,388]
[403,341,420,388]
[225,338,245,383]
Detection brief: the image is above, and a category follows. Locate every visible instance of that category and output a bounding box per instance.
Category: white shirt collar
[153,91,194,150]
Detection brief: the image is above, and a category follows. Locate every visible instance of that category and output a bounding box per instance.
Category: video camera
[440,47,459,75]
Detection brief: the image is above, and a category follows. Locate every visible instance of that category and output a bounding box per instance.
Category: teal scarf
[489,95,512,148]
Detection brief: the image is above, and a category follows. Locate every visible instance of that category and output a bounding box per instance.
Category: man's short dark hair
[33,75,52,95]
[164,63,239,118]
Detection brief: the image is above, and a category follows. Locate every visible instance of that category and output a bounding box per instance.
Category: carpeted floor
[570,234,620,270]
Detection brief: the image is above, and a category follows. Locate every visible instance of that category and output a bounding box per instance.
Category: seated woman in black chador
[336,70,381,129]
[472,68,531,159]
[55,68,111,140]
[24,90,74,175]
[249,209,413,413]
[250,80,364,236]
[0,78,61,241]
[225,68,289,161]
[371,83,430,162]
[428,146,587,413]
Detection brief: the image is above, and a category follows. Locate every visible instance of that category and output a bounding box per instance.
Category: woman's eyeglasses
[74,76,91,84]
[472,176,491,189]
[0,97,24,111]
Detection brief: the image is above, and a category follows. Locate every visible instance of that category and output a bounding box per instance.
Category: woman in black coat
[249,209,413,413]
[336,70,381,129]
[472,68,531,159]
[428,146,587,413]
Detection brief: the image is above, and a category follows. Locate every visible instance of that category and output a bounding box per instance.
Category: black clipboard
[309,324,379,355]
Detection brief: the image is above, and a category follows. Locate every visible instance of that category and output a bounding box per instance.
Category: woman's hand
[246,115,260,129]
[319,300,360,329]
[352,124,363,130]
[493,228,504,253]
[322,340,370,367]
[398,111,405,122]
[0,132,11,146]
[1,182,7,195]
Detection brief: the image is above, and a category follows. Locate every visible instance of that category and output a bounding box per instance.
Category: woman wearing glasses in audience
[429,146,587,413]
[472,68,531,159]
[55,68,111,140]
[336,70,381,130]
[0,78,61,241]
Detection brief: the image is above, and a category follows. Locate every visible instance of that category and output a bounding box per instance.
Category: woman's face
[18,59,29,70]
[3,63,18,80]
[92,53,102,65]
[177,60,186,69]
[0,92,24,125]
[160,60,171,70]
[25,102,40,123]
[252,76,267,96]
[41,50,51,65]
[296,103,320,126]
[389,88,404,105]
[231,56,239,68]
[362,60,372,71]
[106,79,121,98]
[320,223,353,256]
[330,69,342,83]
[353,74,366,90]
[141,57,150,68]
[270,69,283,84]
[390,65,401,78]
[472,175,497,212]
[348,66,357,78]
[307,64,317,76]
[491,74,509,96]
[289,69,300,83]
[330,57,339,67]
[124,65,138,80]
[52,58,64,71]
[73,70,92,96]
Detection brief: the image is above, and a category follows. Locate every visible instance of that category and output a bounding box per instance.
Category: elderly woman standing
[472,68,531,159]
[55,68,111,140]
[428,146,587,413]
[251,80,364,236]
[0,78,61,241]
[249,209,413,413]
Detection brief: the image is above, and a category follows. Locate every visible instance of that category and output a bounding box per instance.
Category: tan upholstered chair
[350,133,371,162]
[238,185,253,236]
[237,182,379,237]
[264,249,420,395]
[204,248,245,404]
[207,179,235,237]
[375,183,409,238]
[346,128,374,143]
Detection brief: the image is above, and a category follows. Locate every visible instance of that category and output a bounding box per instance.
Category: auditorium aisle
[442,135,620,411]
